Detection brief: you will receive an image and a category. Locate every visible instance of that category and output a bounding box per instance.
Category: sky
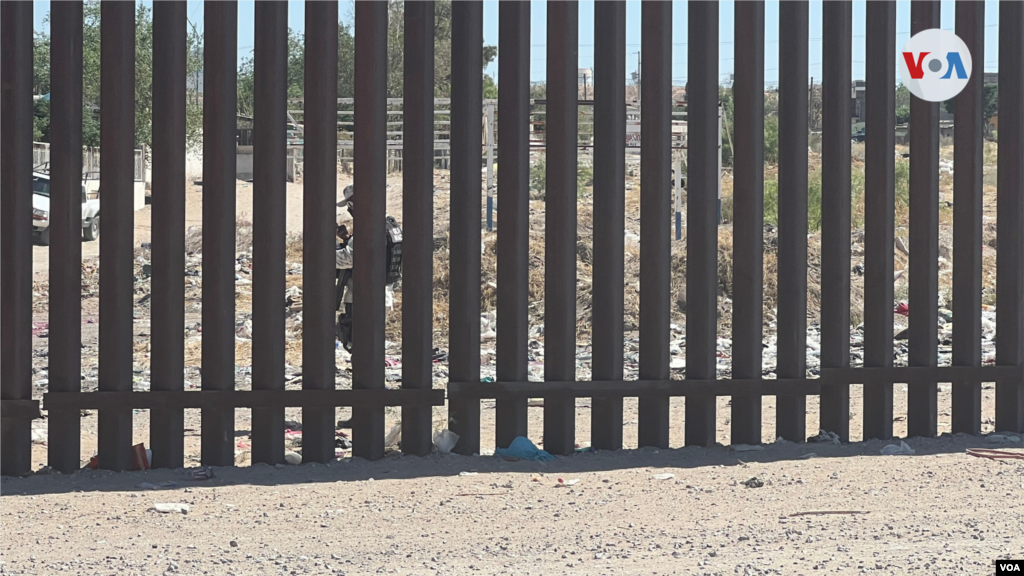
[32,0,1001,88]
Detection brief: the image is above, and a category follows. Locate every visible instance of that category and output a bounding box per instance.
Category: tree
[895,84,911,109]
[33,27,50,95]
[33,1,204,151]
[134,3,154,148]
[33,100,50,143]
[252,1,500,140]
[720,86,734,166]
[943,83,998,120]
[895,105,911,125]
[483,75,497,99]
[808,82,822,131]
[184,21,204,152]
[237,23,349,124]
[894,84,911,125]
[236,57,256,118]
[82,104,100,148]
[381,0,496,99]
[764,89,779,116]
[338,20,356,99]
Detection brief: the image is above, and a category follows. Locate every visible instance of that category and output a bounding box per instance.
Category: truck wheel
[37,226,51,246]
[84,215,99,241]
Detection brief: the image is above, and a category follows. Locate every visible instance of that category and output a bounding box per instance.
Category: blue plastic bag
[494,436,555,461]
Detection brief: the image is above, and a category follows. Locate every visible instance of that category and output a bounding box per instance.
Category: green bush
[764,177,779,227]
[807,170,823,231]
[763,172,820,231]
[528,157,594,199]
[764,174,822,229]
[720,195,734,224]
[895,157,910,211]
[529,158,546,199]
[770,164,899,231]
[764,115,780,165]
[577,162,593,196]
[851,167,866,228]
[984,141,998,166]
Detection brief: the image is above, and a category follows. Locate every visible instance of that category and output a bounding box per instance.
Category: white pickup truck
[32,172,100,246]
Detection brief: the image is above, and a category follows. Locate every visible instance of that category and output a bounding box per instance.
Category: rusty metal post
[731,0,766,446]
[819,0,853,442]
[98,1,136,471]
[952,0,984,435]
[685,0,718,447]
[776,0,809,443]
[997,0,1024,434]
[202,1,238,466]
[0,0,34,477]
[863,1,896,440]
[151,0,187,470]
[448,1,484,455]
[496,0,531,448]
[543,0,579,456]
[352,0,388,460]
[252,0,288,466]
[48,0,85,473]
[591,0,626,452]
[402,0,436,457]
[302,0,340,464]
[907,0,940,439]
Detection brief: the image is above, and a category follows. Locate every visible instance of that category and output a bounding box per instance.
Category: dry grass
[169,139,1004,362]
[184,219,255,256]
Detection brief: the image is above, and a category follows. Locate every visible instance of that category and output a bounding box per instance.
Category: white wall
[185,150,203,182]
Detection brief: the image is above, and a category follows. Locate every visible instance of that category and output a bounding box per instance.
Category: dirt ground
[30,177,392,277]
[3,435,1023,576]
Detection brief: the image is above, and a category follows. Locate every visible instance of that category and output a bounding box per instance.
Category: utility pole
[637,51,642,103]
[808,76,814,130]
[485,102,495,231]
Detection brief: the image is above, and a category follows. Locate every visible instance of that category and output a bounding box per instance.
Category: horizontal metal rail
[42,389,445,411]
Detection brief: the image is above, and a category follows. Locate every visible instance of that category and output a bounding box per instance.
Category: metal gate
[3,1,1023,477]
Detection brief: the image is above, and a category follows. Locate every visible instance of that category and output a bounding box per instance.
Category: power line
[528,24,1001,52]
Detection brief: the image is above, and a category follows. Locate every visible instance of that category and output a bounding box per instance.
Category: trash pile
[233,419,353,466]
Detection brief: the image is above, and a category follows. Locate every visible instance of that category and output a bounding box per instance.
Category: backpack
[385,216,403,285]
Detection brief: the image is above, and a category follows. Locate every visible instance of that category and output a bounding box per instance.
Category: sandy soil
[3,435,1023,576]
[30,178,388,277]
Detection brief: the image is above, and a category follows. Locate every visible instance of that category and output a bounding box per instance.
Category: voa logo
[997,560,1024,574]
[898,28,972,102]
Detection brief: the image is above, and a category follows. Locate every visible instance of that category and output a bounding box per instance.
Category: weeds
[529,156,546,199]
[762,159,903,233]
[529,156,596,199]
[764,116,780,164]
[184,218,255,255]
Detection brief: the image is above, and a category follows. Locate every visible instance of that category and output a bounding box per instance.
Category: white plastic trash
[433,429,459,454]
[152,503,190,514]
[384,423,402,448]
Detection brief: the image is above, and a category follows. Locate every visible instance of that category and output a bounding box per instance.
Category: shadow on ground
[3,433,1021,497]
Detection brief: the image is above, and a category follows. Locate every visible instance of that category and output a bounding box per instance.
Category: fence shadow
[3,434,1019,497]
